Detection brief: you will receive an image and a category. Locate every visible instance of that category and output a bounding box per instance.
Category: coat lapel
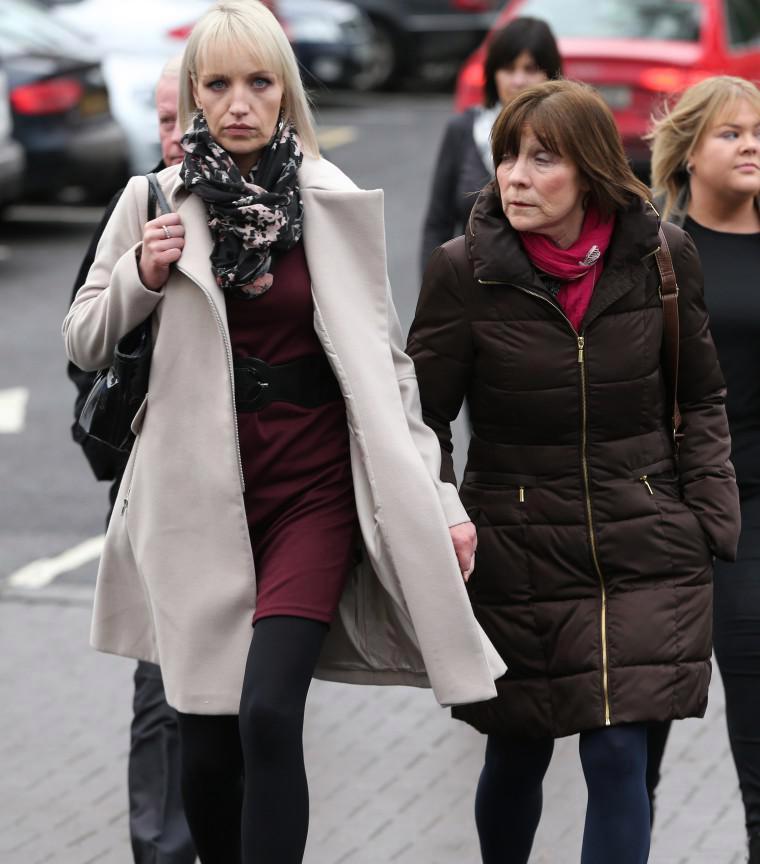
[166,159,390,343]
[581,204,660,329]
[467,185,662,333]
[170,179,228,327]
[301,185,390,354]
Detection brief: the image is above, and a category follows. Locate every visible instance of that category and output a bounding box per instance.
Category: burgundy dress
[226,242,358,624]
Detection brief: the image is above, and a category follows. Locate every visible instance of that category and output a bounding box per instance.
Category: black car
[0,0,129,202]
[281,0,376,90]
[350,0,501,88]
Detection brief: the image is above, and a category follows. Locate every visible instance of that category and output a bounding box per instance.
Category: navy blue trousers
[476,724,651,864]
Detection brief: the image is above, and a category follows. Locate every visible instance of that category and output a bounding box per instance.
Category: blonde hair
[648,76,760,219]
[179,0,319,157]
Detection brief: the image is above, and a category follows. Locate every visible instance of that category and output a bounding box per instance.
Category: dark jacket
[407,182,741,739]
[420,108,492,274]
[67,161,164,485]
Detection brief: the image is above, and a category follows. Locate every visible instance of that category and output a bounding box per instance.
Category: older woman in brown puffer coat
[407,80,741,864]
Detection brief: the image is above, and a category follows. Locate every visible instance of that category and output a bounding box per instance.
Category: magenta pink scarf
[520,207,615,332]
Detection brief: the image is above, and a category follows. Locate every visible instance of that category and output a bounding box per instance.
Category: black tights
[176,616,328,864]
[476,724,651,864]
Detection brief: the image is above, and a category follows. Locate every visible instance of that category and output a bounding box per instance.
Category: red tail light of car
[456,55,486,110]
[167,23,194,40]
[11,78,84,115]
[638,66,712,93]
[451,0,494,9]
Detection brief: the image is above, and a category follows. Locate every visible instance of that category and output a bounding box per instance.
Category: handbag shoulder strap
[147,177,157,222]
[146,172,172,218]
[654,225,683,445]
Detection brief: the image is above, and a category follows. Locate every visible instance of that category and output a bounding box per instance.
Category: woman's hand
[450,521,477,582]
[138,213,185,291]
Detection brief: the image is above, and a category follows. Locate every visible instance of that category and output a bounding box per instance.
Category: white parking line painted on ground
[7,535,105,590]
[317,125,358,151]
[6,204,104,224]
[0,387,29,433]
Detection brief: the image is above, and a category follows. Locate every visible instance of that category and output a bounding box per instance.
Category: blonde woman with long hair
[63,2,505,861]
[647,76,760,863]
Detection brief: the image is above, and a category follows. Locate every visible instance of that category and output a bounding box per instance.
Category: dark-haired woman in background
[420,16,562,272]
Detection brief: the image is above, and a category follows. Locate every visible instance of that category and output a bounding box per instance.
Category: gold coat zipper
[577,335,611,726]
[478,277,612,726]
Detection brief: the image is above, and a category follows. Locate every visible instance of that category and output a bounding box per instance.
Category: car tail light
[451,0,494,9]
[460,61,486,91]
[11,78,83,115]
[167,22,195,40]
[455,58,486,110]
[638,67,712,93]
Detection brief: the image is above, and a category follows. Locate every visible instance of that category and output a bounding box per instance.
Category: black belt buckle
[235,357,271,411]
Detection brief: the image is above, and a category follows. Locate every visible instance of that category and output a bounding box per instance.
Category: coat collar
[466,182,661,330]
[159,153,358,209]
[155,157,387,328]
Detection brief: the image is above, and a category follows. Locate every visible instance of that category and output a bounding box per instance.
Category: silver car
[0,65,24,210]
[47,0,214,174]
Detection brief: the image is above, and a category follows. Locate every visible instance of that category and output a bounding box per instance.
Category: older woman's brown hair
[491,79,650,219]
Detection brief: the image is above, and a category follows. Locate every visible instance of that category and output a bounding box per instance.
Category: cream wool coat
[63,156,506,714]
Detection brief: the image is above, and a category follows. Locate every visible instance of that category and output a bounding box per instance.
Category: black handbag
[77,173,171,454]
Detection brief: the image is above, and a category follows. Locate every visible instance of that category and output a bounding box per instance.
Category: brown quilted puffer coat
[407,183,741,739]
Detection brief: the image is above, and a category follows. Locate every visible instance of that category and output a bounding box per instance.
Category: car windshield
[517,0,702,42]
[0,0,93,58]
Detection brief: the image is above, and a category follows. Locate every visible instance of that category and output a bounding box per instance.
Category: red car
[455,0,760,175]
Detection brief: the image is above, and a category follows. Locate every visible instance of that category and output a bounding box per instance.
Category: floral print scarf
[180,111,303,299]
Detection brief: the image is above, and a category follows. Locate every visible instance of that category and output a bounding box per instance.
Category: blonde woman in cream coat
[62,2,504,862]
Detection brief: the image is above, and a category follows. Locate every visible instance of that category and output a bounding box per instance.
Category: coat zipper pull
[121,497,129,515]
[518,485,525,503]
[639,475,654,495]
[577,336,585,364]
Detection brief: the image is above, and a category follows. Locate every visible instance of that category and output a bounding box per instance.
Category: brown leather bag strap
[654,226,683,447]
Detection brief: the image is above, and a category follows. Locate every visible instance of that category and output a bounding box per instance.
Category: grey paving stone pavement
[0,588,745,864]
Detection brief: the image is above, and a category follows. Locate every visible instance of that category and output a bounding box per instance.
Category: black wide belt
[233,354,342,412]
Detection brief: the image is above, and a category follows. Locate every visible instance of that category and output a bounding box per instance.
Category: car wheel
[352,18,400,91]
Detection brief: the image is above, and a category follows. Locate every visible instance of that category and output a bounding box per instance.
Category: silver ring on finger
[162,225,172,240]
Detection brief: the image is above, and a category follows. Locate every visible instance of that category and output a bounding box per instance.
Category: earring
[686,163,694,175]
